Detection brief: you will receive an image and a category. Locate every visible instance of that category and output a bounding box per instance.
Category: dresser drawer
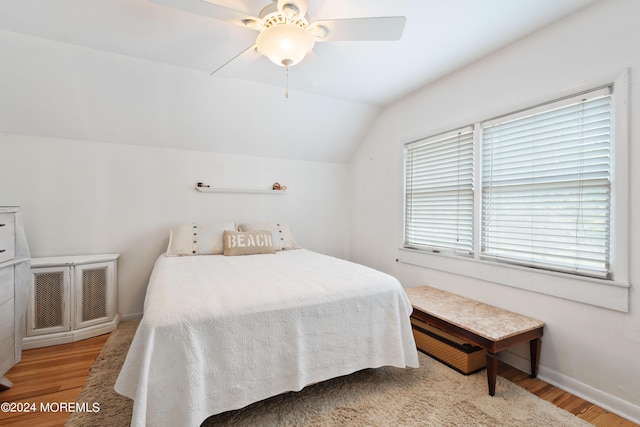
[0,213,15,237]
[0,236,15,264]
[0,213,15,264]
[0,266,13,306]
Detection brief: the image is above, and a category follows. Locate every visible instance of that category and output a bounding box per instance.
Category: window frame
[400,70,630,312]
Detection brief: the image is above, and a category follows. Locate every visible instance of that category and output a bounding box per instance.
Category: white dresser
[0,207,30,390]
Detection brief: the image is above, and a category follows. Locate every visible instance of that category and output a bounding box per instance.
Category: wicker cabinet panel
[24,255,119,349]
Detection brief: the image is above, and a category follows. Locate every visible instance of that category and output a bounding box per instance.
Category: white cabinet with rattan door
[23,254,119,349]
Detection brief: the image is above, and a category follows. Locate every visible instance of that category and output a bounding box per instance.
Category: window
[481,88,612,278]
[405,127,474,255]
[404,86,616,280]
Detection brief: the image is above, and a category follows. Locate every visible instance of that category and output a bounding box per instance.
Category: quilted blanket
[114,249,418,427]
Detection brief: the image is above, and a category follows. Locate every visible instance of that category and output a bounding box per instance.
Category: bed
[114,223,419,427]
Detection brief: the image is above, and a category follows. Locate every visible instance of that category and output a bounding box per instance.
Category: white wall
[350,0,639,422]
[1,134,350,317]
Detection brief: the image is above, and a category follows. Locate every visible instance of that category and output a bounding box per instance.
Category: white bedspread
[114,249,418,427]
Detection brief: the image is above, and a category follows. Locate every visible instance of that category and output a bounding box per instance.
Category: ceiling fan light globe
[256,23,315,67]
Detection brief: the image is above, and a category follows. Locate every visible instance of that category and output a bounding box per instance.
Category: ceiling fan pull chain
[282,58,292,99]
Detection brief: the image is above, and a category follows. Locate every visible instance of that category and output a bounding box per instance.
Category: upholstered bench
[406,285,544,396]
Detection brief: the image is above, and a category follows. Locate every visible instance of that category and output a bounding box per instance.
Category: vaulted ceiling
[0,0,599,162]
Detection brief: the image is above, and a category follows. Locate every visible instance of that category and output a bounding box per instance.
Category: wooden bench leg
[486,352,498,396]
[529,338,541,378]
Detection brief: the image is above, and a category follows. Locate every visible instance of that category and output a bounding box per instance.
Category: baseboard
[23,332,69,349]
[22,317,120,350]
[500,350,640,425]
[119,312,143,321]
[72,316,119,342]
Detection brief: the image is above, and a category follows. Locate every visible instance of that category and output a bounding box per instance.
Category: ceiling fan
[149,0,406,77]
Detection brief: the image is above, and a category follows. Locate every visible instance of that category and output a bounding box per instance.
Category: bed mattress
[114,249,418,426]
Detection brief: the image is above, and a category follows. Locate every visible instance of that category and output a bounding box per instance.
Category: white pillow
[238,221,299,251]
[166,222,236,256]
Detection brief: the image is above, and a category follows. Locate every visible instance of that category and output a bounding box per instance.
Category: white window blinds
[405,127,474,254]
[481,88,612,278]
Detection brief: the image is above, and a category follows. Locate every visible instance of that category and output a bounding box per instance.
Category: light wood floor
[0,334,637,427]
[0,334,109,427]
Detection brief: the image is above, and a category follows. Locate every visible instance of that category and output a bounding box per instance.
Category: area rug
[66,321,591,427]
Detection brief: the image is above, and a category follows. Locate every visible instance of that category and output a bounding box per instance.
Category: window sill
[397,248,630,312]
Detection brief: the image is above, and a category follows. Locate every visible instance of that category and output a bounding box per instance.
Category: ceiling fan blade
[277,0,309,18]
[149,0,249,22]
[210,44,259,76]
[314,16,406,42]
[210,0,271,14]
